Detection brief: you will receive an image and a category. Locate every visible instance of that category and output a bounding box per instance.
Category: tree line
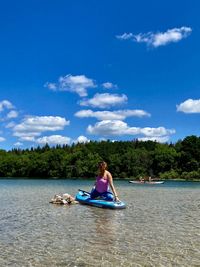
[0,135,200,180]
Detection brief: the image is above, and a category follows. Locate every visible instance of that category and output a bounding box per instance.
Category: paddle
[78,189,91,195]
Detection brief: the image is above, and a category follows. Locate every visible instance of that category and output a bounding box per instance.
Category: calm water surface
[0,179,199,267]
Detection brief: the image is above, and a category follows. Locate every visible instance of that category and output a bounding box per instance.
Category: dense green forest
[0,135,200,180]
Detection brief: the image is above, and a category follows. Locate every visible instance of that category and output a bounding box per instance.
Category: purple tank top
[95,175,109,193]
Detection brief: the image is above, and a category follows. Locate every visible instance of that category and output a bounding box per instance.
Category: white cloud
[177,99,200,113]
[74,135,90,144]
[5,121,16,128]
[35,135,89,146]
[87,120,138,136]
[116,33,134,40]
[13,116,70,141]
[0,100,18,122]
[152,27,192,47]
[0,137,5,142]
[44,82,57,90]
[0,100,14,112]
[87,120,175,139]
[140,127,175,137]
[7,110,18,119]
[75,109,150,120]
[45,74,96,97]
[79,93,128,108]
[36,135,71,145]
[19,136,36,142]
[138,136,170,143]
[14,142,23,147]
[102,82,117,89]
[117,26,192,47]
[87,120,130,136]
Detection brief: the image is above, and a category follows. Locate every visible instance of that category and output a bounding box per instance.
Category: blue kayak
[76,189,126,209]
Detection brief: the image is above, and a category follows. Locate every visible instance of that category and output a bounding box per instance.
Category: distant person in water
[90,161,120,202]
[139,176,145,183]
[139,176,152,183]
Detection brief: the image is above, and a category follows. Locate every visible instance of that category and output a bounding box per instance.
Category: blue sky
[0,0,200,150]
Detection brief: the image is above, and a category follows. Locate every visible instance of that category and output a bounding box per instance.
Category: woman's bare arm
[107,171,120,201]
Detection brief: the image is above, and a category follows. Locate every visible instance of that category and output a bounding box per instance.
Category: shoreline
[0,177,200,182]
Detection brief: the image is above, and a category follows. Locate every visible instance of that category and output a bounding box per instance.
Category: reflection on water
[0,179,199,267]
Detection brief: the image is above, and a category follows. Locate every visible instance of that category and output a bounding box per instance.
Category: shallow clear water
[0,179,199,267]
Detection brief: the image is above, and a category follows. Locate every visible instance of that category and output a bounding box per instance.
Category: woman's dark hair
[98,161,107,168]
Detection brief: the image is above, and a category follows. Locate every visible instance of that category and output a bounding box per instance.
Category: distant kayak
[76,189,126,209]
[129,180,164,185]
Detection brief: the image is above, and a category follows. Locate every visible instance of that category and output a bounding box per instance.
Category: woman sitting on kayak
[91,161,120,202]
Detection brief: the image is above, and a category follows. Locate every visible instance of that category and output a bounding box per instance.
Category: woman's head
[98,161,107,170]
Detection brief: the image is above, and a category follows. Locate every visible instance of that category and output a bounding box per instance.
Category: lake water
[0,179,199,267]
